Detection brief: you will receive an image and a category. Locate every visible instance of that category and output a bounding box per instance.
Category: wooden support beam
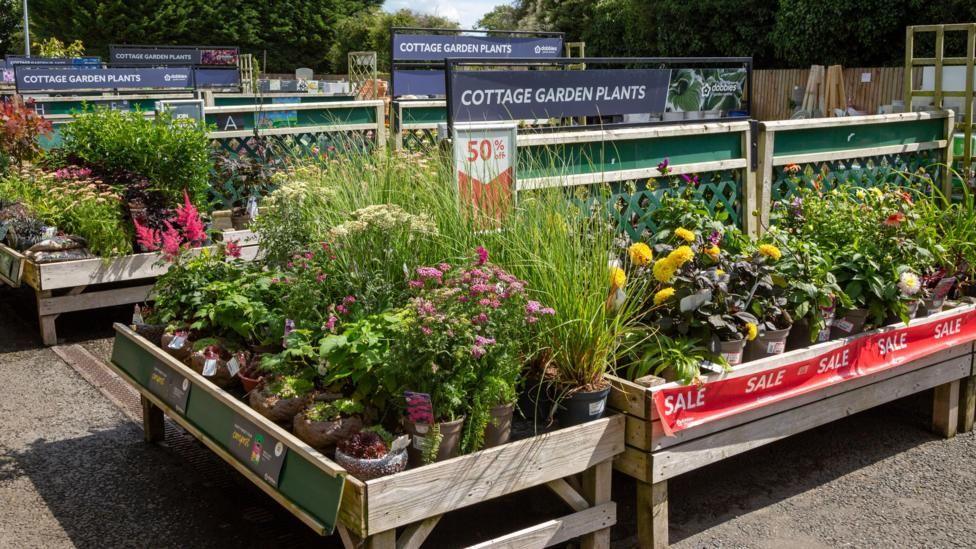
[932,379,960,438]
[546,478,589,512]
[366,530,396,549]
[396,516,441,549]
[637,481,668,549]
[467,503,615,549]
[960,375,976,433]
[141,395,165,443]
[580,460,612,549]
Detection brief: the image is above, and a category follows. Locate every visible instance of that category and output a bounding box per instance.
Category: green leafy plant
[305,398,364,422]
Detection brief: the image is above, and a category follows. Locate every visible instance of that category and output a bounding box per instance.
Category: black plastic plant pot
[517,378,557,422]
[744,326,792,362]
[830,308,869,339]
[555,386,610,428]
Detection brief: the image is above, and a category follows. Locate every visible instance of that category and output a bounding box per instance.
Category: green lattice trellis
[208,130,376,207]
[771,150,943,202]
[400,128,438,153]
[562,170,743,241]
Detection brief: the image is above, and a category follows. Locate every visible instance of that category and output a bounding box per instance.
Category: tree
[328,8,459,73]
[0,0,19,57]
[477,5,520,31]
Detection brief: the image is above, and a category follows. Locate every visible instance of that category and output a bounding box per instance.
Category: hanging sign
[393,69,445,97]
[652,306,976,436]
[6,55,101,66]
[393,34,562,62]
[453,122,517,225]
[449,68,672,123]
[15,66,194,92]
[193,68,241,88]
[666,68,748,113]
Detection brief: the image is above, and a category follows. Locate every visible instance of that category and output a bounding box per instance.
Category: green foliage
[266,374,315,399]
[305,398,363,422]
[59,107,212,208]
[34,36,85,57]
[327,8,459,73]
[629,336,723,384]
[0,0,20,58]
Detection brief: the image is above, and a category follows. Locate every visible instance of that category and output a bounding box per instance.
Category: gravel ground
[2,283,976,548]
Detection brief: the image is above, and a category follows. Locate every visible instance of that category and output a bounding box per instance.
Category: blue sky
[383,0,506,28]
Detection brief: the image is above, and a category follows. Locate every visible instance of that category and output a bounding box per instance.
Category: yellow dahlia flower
[746,322,758,341]
[758,244,782,261]
[674,227,695,243]
[628,242,653,266]
[653,287,676,305]
[610,266,627,289]
[652,258,677,283]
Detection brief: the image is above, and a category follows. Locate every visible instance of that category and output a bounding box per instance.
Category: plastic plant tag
[132,304,144,326]
[834,319,854,333]
[404,391,435,424]
[246,196,259,219]
[390,435,411,453]
[203,358,218,377]
[168,333,187,349]
[588,399,605,416]
[721,351,743,365]
[226,356,240,377]
[699,360,725,374]
[767,340,786,354]
[42,226,56,239]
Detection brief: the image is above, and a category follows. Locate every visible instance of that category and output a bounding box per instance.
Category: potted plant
[293,398,364,450]
[187,339,237,389]
[248,374,314,423]
[335,427,409,480]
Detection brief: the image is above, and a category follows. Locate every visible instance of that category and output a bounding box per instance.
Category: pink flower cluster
[52,166,93,180]
[134,191,207,260]
[525,300,556,324]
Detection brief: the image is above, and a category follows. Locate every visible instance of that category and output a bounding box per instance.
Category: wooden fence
[753,67,924,121]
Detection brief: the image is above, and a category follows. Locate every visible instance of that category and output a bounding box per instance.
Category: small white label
[246,196,259,219]
[412,436,427,450]
[167,335,186,349]
[766,340,786,354]
[699,361,725,374]
[817,329,831,342]
[722,351,743,365]
[834,319,855,333]
[226,357,240,377]
[861,72,871,83]
[588,399,605,416]
[202,358,218,377]
[132,305,144,325]
[43,226,56,238]
[274,442,284,457]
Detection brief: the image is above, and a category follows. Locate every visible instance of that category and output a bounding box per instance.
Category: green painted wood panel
[399,104,447,125]
[110,332,346,533]
[214,95,357,106]
[772,118,946,158]
[205,105,376,131]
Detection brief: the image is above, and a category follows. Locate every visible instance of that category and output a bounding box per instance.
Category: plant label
[699,361,724,374]
[148,361,190,414]
[202,358,218,377]
[246,196,259,219]
[132,305,144,326]
[226,356,240,377]
[228,416,287,487]
[404,391,435,424]
[588,399,605,416]
[766,340,786,354]
[816,328,831,342]
[167,335,187,349]
[721,350,743,365]
[834,319,854,333]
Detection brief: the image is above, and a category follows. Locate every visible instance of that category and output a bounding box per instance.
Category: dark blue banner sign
[393,69,445,97]
[15,66,194,92]
[109,45,239,66]
[193,68,241,88]
[393,34,562,62]
[6,55,101,66]
[449,68,672,123]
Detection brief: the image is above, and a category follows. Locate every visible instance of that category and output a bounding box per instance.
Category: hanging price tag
[452,123,518,226]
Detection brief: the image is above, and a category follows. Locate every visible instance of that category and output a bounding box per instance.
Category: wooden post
[375,101,387,150]
[36,290,58,346]
[580,460,612,549]
[141,395,165,443]
[755,127,775,232]
[959,374,975,433]
[932,379,960,438]
[393,102,404,151]
[742,127,760,237]
[365,529,395,549]
[637,480,668,549]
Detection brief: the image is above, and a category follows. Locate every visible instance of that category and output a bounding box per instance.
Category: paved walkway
[1,285,975,548]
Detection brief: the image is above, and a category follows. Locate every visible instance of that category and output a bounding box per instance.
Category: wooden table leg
[637,480,668,549]
[960,375,976,433]
[36,290,58,346]
[580,459,612,549]
[932,379,960,438]
[364,529,395,549]
[141,395,165,443]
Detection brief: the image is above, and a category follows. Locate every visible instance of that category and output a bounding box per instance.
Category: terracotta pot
[248,388,308,424]
[160,332,193,362]
[239,372,263,394]
[744,326,792,363]
[711,338,746,366]
[335,447,408,480]
[483,403,514,448]
[555,386,610,427]
[293,413,363,450]
[188,351,236,389]
[403,417,465,467]
[830,308,869,339]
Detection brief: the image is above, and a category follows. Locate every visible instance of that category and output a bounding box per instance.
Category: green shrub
[59,106,212,208]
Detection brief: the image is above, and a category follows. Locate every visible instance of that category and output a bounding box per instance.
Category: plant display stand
[0,240,259,346]
[109,324,624,548]
[608,303,976,548]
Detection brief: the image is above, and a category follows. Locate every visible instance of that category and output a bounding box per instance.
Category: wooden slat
[612,446,651,483]
[650,355,972,482]
[545,478,589,512]
[38,284,154,316]
[396,515,441,549]
[364,415,624,532]
[465,503,616,549]
[772,140,947,167]
[517,159,748,192]
[518,121,751,146]
[607,375,649,419]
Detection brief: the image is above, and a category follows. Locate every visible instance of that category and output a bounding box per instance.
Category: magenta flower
[342,295,357,306]
[421,326,433,336]
[478,298,492,307]
[416,266,444,280]
[657,157,670,175]
[473,313,489,325]
[224,240,242,258]
[325,315,338,331]
[317,273,327,283]
[471,346,486,359]
[475,246,489,266]
[475,335,496,346]
[408,279,424,288]
[439,263,451,272]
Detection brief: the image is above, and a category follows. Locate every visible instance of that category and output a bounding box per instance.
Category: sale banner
[652,307,976,436]
[453,123,517,227]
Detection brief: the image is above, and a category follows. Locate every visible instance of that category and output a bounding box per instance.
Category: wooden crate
[110,323,625,548]
[608,304,976,548]
[0,239,259,346]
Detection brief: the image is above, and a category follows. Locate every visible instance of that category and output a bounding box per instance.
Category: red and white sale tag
[652,307,976,436]
[453,123,517,225]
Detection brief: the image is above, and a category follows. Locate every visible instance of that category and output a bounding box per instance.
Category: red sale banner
[652,307,976,436]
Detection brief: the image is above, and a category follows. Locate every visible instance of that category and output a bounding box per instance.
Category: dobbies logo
[534,45,559,55]
[702,80,741,97]
[164,72,189,82]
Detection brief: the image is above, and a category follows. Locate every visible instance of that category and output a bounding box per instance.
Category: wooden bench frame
[112,324,624,548]
[608,304,976,548]
[0,231,258,345]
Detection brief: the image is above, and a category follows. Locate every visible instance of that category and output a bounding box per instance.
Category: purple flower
[439,263,451,272]
[416,266,443,280]
[680,173,700,186]
[470,283,491,295]
[708,230,722,246]
[342,295,357,306]
[478,298,492,307]
[475,335,496,346]
[657,157,670,175]
[475,246,489,266]
[409,279,424,288]
[325,315,338,331]
[473,313,489,325]
[458,296,469,303]
[336,305,349,315]
[526,300,543,314]
[471,346,486,359]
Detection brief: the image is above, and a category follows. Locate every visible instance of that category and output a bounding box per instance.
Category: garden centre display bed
[108,323,624,548]
[0,239,259,346]
[609,302,976,548]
